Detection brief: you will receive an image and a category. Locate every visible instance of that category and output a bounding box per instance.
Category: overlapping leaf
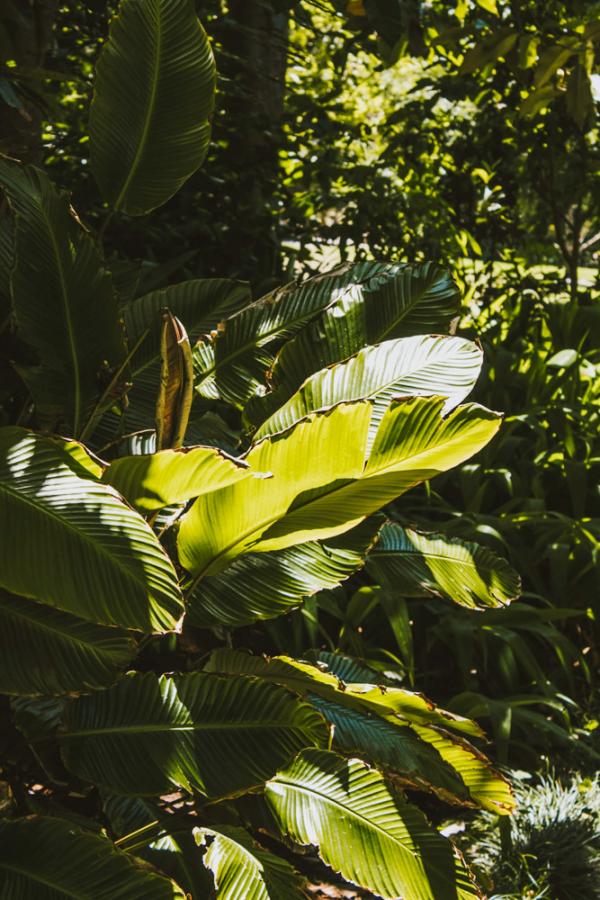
[90,0,216,215]
[198,825,305,899]
[254,334,483,441]
[0,592,135,696]
[245,261,460,427]
[104,445,250,512]
[0,816,184,898]
[368,524,521,609]
[0,160,124,435]
[60,671,327,797]
[0,427,182,631]
[266,749,478,900]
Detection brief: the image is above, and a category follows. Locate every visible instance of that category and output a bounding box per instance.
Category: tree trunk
[0,0,59,162]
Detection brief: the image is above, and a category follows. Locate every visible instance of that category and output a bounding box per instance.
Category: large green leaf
[0,815,184,898]
[368,524,521,609]
[254,334,483,441]
[254,397,501,553]
[178,402,372,578]
[90,0,216,215]
[0,427,183,631]
[245,261,460,427]
[60,671,327,797]
[194,261,409,407]
[178,398,500,579]
[265,749,477,900]
[0,160,124,436]
[198,825,305,899]
[185,521,379,627]
[0,592,135,696]
[103,445,250,512]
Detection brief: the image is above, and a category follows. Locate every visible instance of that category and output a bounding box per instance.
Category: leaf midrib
[113,0,163,211]
[61,720,306,738]
[0,859,83,898]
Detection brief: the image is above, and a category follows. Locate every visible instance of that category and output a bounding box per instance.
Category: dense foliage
[0,0,598,897]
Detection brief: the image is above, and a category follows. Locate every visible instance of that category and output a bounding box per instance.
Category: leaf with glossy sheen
[255,397,502,552]
[0,427,182,631]
[104,445,250,512]
[0,592,135,696]
[245,261,460,427]
[254,335,482,442]
[198,825,305,899]
[90,0,216,215]
[368,524,521,609]
[60,671,327,797]
[0,160,124,436]
[266,749,478,900]
[177,402,372,578]
[186,520,379,627]
[194,261,406,407]
[0,815,184,898]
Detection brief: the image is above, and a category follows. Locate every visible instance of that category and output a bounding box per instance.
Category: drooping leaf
[0,592,135,696]
[244,261,460,426]
[90,0,216,215]
[185,519,380,627]
[177,402,372,578]
[367,524,521,609]
[253,334,483,442]
[265,749,478,900]
[194,261,413,408]
[0,815,185,898]
[0,160,124,436]
[103,445,250,512]
[197,825,305,900]
[0,427,183,631]
[60,671,327,797]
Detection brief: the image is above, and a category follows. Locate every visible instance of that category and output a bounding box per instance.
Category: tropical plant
[0,0,524,896]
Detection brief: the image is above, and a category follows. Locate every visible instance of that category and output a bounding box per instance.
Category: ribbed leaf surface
[198,825,304,899]
[103,445,250,512]
[0,427,182,631]
[0,161,124,436]
[61,671,327,797]
[246,261,459,427]
[0,816,184,898]
[255,397,501,553]
[266,749,478,900]
[194,261,404,407]
[254,335,482,442]
[177,402,372,578]
[90,0,216,215]
[0,592,134,696]
[368,524,521,609]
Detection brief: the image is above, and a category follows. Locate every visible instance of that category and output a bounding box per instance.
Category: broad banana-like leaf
[245,261,459,427]
[113,279,250,435]
[205,651,483,738]
[0,816,184,898]
[254,334,483,442]
[0,160,124,436]
[0,592,135,696]
[179,398,500,578]
[255,397,501,552]
[194,261,408,407]
[0,427,183,631]
[308,694,473,805]
[197,825,305,899]
[155,311,194,449]
[368,524,521,609]
[104,445,249,512]
[178,402,372,578]
[266,749,478,900]
[90,0,216,215]
[60,671,327,797]
[185,520,380,627]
